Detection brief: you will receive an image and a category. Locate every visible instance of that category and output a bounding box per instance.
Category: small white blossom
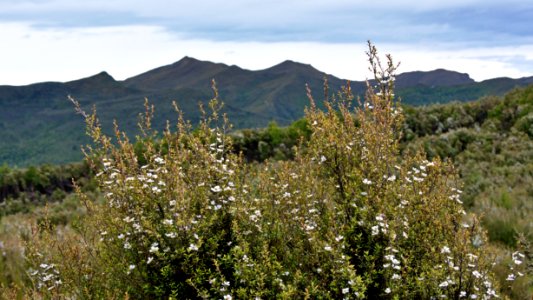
[371,225,379,236]
[165,232,177,238]
[149,243,159,253]
[123,216,135,223]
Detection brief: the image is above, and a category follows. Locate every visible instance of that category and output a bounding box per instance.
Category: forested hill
[2,84,532,249]
[1,56,532,166]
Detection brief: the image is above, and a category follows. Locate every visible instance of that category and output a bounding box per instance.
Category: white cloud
[0,22,532,86]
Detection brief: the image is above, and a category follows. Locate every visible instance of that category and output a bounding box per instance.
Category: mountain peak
[66,71,116,87]
[173,56,202,66]
[124,56,228,90]
[395,69,475,88]
[265,60,319,74]
[91,71,115,81]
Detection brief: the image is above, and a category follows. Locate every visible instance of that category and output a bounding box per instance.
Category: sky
[1,0,532,85]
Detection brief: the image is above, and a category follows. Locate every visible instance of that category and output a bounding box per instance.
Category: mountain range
[1,56,533,166]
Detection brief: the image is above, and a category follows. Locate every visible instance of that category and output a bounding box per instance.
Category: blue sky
[1,0,532,85]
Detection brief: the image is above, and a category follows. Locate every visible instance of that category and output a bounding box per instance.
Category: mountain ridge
[1,56,533,166]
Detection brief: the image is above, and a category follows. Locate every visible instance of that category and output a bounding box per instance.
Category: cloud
[0,0,531,45]
[0,1,531,85]
[0,22,532,86]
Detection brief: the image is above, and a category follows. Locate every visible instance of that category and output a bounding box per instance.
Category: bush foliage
[15,44,530,299]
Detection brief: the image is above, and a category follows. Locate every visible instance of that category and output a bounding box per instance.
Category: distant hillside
[1,57,532,166]
[394,69,474,88]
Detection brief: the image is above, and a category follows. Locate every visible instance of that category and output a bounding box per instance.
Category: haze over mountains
[2,57,533,166]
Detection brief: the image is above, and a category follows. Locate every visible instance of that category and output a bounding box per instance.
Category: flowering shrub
[26,43,512,299]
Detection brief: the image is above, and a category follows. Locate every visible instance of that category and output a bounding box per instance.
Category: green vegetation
[2,56,532,167]
[0,45,531,298]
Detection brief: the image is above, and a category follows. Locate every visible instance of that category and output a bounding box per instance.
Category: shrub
[25,43,514,299]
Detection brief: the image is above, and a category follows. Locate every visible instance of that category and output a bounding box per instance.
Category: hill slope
[1,57,532,166]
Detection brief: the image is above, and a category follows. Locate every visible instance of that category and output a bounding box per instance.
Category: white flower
[342,287,349,294]
[506,273,515,281]
[163,219,173,226]
[149,243,159,253]
[124,242,132,249]
[169,200,176,206]
[165,232,177,238]
[188,243,199,251]
[147,256,154,264]
[387,175,396,181]
[211,186,222,193]
[472,270,481,278]
[363,178,372,185]
[123,216,135,223]
[441,246,451,254]
[384,287,391,294]
[459,291,467,298]
[324,246,332,251]
[320,155,327,163]
[391,273,401,280]
[439,281,449,288]
[371,225,379,236]
[223,295,232,300]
